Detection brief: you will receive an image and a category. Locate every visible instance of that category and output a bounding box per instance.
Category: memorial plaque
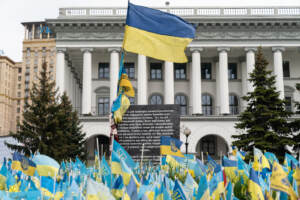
[117,105,180,163]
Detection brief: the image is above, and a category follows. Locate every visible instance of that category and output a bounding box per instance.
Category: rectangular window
[201,63,212,80]
[25,83,29,89]
[25,75,30,82]
[228,63,238,80]
[17,100,20,105]
[26,67,30,74]
[25,91,29,98]
[42,47,46,57]
[283,61,290,78]
[17,107,20,113]
[18,68,22,73]
[18,76,21,81]
[174,63,186,80]
[98,97,110,115]
[150,63,162,80]
[98,63,109,79]
[34,66,38,73]
[124,62,135,79]
[17,92,21,98]
[26,48,30,57]
[18,84,21,89]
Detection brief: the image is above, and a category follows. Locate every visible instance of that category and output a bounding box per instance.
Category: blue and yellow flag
[113,140,137,169]
[172,179,187,200]
[32,154,60,177]
[111,53,134,124]
[123,2,195,63]
[160,136,184,157]
[271,162,297,200]
[222,157,238,182]
[248,168,264,200]
[12,152,36,176]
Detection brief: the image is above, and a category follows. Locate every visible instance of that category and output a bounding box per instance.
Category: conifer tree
[7,62,86,162]
[232,48,294,161]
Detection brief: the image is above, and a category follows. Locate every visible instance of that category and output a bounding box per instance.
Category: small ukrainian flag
[160,136,184,157]
[12,152,36,176]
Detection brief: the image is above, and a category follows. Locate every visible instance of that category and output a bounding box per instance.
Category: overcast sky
[1,0,300,62]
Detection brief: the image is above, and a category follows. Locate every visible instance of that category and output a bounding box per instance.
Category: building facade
[18,22,56,124]
[42,6,300,160]
[0,56,21,136]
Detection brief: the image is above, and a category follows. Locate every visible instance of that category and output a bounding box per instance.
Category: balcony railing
[59,7,300,18]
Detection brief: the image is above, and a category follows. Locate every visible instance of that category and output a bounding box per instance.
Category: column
[24,25,27,40]
[272,47,285,99]
[56,48,66,96]
[137,54,147,105]
[81,48,93,114]
[32,24,35,40]
[240,60,247,111]
[108,48,121,106]
[164,61,174,104]
[217,47,230,115]
[245,47,257,93]
[39,24,42,39]
[190,47,203,115]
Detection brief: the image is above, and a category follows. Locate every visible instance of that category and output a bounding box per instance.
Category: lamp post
[183,127,191,154]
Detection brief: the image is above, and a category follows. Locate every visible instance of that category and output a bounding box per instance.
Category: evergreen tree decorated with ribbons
[6,62,86,162]
[232,47,294,162]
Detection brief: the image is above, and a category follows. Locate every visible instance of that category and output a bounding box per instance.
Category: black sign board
[117,105,180,163]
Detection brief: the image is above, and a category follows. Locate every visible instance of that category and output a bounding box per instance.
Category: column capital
[217,47,230,52]
[108,47,122,53]
[272,47,285,53]
[56,47,67,53]
[81,48,94,53]
[190,47,204,53]
[244,47,257,53]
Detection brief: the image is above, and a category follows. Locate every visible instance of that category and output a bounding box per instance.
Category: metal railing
[59,7,300,18]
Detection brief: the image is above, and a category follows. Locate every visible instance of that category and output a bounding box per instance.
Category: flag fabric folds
[32,154,60,177]
[160,136,184,157]
[248,168,264,200]
[123,2,195,63]
[111,53,134,124]
[12,152,36,176]
[113,140,137,169]
[271,162,297,200]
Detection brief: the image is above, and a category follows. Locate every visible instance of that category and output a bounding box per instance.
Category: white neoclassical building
[45,6,300,161]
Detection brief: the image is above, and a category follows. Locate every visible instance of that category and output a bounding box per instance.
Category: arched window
[95,87,110,116]
[149,94,163,105]
[229,94,239,115]
[175,94,187,115]
[202,94,213,115]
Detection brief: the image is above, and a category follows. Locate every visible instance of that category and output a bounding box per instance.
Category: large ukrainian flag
[160,136,184,157]
[123,2,195,63]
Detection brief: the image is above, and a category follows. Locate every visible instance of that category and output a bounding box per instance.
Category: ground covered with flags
[0,141,300,200]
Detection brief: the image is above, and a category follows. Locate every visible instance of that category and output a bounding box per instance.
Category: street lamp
[183,127,191,154]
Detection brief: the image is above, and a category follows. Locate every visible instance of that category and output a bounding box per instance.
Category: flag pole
[141,143,145,171]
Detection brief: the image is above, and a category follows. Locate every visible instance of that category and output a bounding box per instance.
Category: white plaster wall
[82,121,110,139]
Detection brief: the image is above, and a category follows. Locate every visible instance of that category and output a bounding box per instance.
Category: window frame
[175,94,188,115]
[97,97,110,116]
[150,63,162,80]
[124,62,135,79]
[228,63,238,80]
[149,94,163,105]
[202,94,213,116]
[174,63,187,80]
[98,63,110,79]
[201,62,212,80]
[229,94,239,115]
